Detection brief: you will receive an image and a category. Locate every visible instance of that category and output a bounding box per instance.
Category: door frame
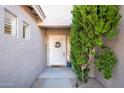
[47,35,67,66]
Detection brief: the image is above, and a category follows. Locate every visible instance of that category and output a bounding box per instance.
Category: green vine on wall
[70,5,121,83]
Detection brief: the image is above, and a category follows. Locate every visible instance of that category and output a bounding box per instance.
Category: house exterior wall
[95,6,124,88]
[0,5,47,88]
[40,5,72,26]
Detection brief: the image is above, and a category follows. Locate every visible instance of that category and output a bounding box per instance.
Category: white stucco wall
[0,5,47,88]
[95,6,124,88]
[40,5,72,26]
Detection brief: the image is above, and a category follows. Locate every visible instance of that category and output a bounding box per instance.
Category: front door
[48,35,66,66]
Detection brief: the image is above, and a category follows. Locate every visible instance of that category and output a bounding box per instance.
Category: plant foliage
[70,5,121,83]
[95,47,117,79]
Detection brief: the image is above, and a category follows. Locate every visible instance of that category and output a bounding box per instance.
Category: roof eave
[32,5,46,21]
[39,25,71,29]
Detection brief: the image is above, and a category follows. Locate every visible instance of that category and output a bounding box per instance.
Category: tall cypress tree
[70,5,121,83]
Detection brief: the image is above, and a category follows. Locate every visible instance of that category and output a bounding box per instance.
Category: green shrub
[94,47,117,79]
[70,5,121,83]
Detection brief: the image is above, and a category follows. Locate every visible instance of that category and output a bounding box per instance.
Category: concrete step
[31,78,76,88]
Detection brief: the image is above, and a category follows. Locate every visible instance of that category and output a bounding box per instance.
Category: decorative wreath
[55,41,61,48]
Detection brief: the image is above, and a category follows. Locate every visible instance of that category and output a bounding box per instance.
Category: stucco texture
[95,6,124,88]
[0,6,47,88]
[40,5,72,27]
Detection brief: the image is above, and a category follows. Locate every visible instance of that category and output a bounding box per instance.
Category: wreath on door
[55,41,61,48]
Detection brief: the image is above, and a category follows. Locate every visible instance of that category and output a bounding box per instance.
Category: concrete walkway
[31,67,104,88]
[31,67,76,88]
[39,67,76,78]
